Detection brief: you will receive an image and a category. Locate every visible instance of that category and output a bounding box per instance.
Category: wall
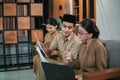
[96,0,120,40]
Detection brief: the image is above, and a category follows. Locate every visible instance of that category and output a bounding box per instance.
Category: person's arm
[49,33,59,50]
[95,45,107,70]
[62,43,81,68]
[44,33,49,44]
[43,33,59,57]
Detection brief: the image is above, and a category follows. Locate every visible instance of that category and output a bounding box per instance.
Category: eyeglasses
[77,31,88,36]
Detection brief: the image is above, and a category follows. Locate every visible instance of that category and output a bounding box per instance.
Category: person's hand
[61,51,72,65]
[44,42,51,48]
[35,41,43,49]
[75,74,83,80]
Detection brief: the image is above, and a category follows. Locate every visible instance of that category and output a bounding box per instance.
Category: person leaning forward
[63,19,107,80]
[36,14,80,80]
[33,17,59,76]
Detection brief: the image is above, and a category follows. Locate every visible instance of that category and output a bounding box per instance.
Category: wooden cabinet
[73,0,96,22]
[53,0,69,19]
[53,0,96,22]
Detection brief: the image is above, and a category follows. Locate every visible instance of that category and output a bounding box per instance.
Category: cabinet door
[73,0,96,22]
[53,0,69,19]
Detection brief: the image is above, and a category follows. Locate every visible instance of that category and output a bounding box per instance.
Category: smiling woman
[69,19,107,80]
[32,17,61,76]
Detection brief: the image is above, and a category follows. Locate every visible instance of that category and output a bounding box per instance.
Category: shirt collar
[63,32,74,41]
[51,31,58,37]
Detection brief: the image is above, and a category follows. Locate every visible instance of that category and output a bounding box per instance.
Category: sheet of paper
[36,46,49,63]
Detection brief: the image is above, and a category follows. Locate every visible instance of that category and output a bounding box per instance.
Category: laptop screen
[42,62,76,80]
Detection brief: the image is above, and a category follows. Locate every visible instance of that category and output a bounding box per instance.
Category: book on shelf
[31,17,43,29]
[3,17,16,30]
[3,0,16,3]
[0,5,2,16]
[17,4,29,16]
[31,0,43,3]
[23,5,28,16]
[18,30,28,36]
[17,0,30,3]
[31,17,35,29]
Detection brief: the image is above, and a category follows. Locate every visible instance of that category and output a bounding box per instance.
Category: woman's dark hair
[80,19,100,38]
[47,17,57,26]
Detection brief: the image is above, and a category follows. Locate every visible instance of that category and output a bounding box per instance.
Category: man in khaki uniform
[36,14,80,80]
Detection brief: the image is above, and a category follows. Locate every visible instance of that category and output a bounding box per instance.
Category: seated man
[36,14,80,80]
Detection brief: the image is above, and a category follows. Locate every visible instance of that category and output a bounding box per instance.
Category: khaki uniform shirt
[36,32,80,80]
[44,31,59,44]
[72,39,107,74]
[50,32,80,59]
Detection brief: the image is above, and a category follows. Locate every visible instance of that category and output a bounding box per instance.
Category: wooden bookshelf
[0,0,44,71]
[73,0,96,22]
[73,0,80,21]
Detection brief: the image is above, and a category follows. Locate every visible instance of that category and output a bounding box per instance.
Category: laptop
[42,62,76,80]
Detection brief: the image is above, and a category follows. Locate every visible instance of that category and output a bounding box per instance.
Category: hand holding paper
[34,33,49,63]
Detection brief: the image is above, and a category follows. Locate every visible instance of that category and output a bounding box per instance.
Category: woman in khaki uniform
[63,19,107,80]
[33,17,59,76]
